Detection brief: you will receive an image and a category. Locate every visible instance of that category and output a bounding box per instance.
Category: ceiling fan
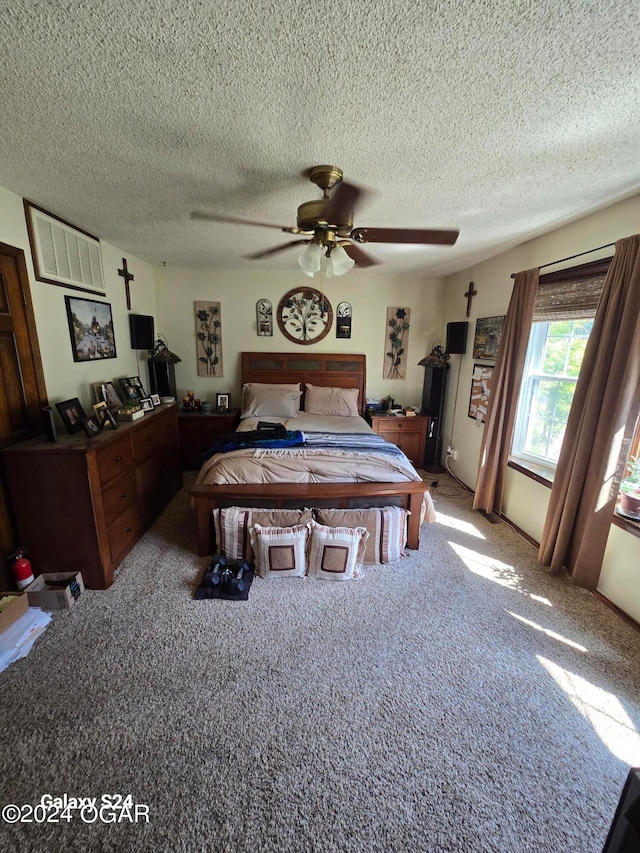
[192,165,459,277]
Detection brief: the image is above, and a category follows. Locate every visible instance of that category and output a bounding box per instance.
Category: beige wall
[441,193,640,621]
[152,265,445,407]
[0,186,157,415]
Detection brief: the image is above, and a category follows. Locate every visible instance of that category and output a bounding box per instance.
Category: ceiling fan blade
[191,211,302,234]
[342,242,380,268]
[351,227,459,246]
[323,182,362,225]
[243,239,310,260]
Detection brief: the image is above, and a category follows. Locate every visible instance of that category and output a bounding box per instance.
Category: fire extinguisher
[10,547,34,591]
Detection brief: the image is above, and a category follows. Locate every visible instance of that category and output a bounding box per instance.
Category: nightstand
[178,409,240,469]
[368,413,430,468]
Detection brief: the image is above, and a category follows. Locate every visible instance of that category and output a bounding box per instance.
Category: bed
[190,352,431,556]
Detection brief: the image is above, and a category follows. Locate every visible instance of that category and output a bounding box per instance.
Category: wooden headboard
[241,352,367,415]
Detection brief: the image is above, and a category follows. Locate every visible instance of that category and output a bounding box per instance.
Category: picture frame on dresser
[216,392,230,412]
[140,397,155,412]
[81,415,102,437]
[93,381,123,411]
[56,398,87,434]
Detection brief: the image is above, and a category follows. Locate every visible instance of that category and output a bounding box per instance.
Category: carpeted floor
[1,474,639,852]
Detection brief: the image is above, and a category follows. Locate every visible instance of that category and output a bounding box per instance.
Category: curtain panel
[473,268,539,515]
[538,235,640,589]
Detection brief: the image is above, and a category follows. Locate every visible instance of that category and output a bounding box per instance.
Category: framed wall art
[65,296,116,362]
[468,363,494,423]
[256,299,273,336]
[336,302,352,339]
[472,316,505,360]
[195,301,223,376]
[384,307,410,379]
[277,287,333,345]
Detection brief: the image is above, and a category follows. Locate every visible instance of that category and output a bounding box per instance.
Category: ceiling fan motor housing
[296,199,353,235]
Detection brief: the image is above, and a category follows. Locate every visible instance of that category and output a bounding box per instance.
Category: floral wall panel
[195,301,223,376]
[384,307,410,379]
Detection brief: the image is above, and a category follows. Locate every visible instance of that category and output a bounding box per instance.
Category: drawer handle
[120,492,128,498]
[125,526,132,533]
[115,455,122,462]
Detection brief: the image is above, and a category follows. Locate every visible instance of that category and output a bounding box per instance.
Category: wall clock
[277,287,333,345]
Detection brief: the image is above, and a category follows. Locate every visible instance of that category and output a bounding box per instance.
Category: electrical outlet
[452,449,458,460]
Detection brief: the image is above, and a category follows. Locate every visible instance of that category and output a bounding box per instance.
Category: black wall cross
[464,282,477,317]
[118,258,135,310]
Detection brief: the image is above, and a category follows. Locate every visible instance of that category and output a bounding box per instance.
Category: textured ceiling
[1,0,639,276]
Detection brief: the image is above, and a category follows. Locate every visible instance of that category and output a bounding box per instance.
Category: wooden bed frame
[190,351,429,556]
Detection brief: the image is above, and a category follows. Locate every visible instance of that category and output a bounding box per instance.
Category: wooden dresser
[368,413,430,468]
[1,403,182,589]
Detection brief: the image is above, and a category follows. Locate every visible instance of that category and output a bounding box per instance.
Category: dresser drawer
[102,469,138,527]
[96,436,134,486]
[108,502,142,565]
[132,419,158,462]
[156,407,178,444]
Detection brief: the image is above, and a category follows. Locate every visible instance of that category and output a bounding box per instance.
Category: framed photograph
[56,398,87,434]
[81,415,102,437]
[119,376,147,403]
[150,393,161,407]
[64,295,116,362]
[92,401,108,425]
[216,392,231,412]
[468,364,495,424]
[101,408,119,430]
[140,397,155,412]
[472,316,505,361]
[93,381,123,411]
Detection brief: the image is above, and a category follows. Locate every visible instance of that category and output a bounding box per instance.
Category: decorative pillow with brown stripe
[212,507,313,562]
[249,523,309,578]
[314,507,408,564]
[306,520,369,581]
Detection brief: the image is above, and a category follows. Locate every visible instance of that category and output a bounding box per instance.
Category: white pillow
[249,523,309,578]
[306,520,369,580]
[240,383,301,419]
[304,384,359,417]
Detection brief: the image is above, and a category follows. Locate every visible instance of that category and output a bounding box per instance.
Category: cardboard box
[0,592,29,633]
[26,572,85,611]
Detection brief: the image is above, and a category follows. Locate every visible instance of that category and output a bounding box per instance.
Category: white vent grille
[28,206,105,293]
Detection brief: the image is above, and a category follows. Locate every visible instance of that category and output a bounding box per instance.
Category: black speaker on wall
[446,321,468,354]
[129,314,155,350]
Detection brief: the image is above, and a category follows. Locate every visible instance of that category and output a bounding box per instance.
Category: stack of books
[403,408,418,417]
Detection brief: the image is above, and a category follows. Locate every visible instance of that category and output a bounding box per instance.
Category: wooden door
[0,242,48,571]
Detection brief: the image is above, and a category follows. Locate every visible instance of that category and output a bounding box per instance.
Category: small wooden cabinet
[178,409,240,469]
[368,413,430,468]
[1,404,182,589]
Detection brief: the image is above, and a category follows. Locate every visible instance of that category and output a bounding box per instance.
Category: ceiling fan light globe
[298,242,322,273]
[330,244,355,277]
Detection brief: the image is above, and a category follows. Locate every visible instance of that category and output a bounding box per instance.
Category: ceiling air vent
[24,201,105,295]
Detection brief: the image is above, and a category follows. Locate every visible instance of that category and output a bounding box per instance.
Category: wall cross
[118,258,135,310]
[464,282,477,317]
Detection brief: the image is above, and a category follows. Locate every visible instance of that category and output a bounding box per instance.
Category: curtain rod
[509,241,615,278]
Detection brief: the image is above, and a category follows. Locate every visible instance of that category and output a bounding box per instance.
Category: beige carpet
[1,474,639,852]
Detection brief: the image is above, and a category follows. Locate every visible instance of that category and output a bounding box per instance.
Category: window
[510,258,610,479]
[512,319,593,471]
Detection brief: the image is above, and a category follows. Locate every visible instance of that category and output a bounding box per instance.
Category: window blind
[533,258,611,321]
